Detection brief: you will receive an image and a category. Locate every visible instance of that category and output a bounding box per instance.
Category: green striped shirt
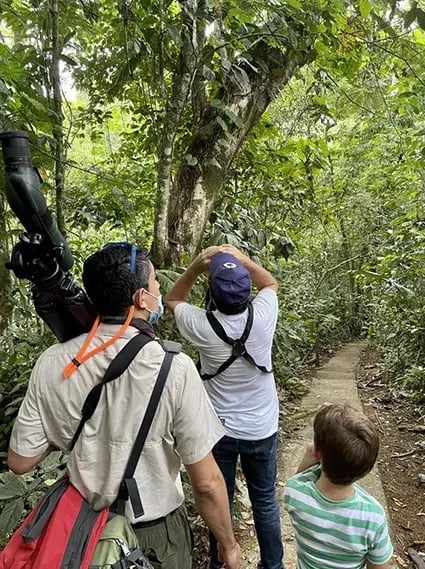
[284,464,393,569]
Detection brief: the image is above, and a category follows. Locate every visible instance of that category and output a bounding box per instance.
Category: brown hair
[313,404,379,485]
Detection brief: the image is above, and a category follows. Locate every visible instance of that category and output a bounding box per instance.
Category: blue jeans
[209,433,284,569]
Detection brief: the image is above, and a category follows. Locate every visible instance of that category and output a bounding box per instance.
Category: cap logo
[223,262,237,269]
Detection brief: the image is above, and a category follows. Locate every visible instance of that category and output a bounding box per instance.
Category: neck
[101,312,155,338]
[316,472,355,501]
[134,307,150,321]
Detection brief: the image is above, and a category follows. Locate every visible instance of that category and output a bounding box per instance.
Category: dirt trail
[240,341,398,569]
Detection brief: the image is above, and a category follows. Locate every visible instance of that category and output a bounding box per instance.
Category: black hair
[82,246,151,316]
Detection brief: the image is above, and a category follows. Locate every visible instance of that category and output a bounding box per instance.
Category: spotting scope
[0,131,95,341]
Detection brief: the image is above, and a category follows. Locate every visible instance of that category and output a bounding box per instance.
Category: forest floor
[192,341,425,569]
[357,346,425,569]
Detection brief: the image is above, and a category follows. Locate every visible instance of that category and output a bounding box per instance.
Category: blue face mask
[146,293,164,326]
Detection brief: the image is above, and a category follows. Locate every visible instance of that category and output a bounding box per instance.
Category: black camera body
[0,131,96,342]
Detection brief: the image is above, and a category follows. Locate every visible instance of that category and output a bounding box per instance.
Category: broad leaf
[0,473,26,499]
[0,498,25,537]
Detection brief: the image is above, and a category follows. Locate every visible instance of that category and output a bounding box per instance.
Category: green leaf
[284,0,301,8]
[20,92,47,114]
[39,450,63,471]
[0,498,25,537]
[208,157,223,170]
[413,28,425,45]
[210,99,225,110]
[156,270,183,291]
[223,107,243,129]
[0,473,27,499]
[313,95,327,106]
[359,0,372,19]
[185,154,198,166]
[0,487,21,501]
[221,58,231,72]
[216,116,228,133]
[202,65,215,81]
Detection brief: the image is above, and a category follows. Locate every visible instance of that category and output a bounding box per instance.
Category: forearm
[165,265,199,305]
[220,245,277,291]
[166,246,224,309]
[186,453,241,567]
[192,476,237,551]
[243,257,278,291]
[8,444,54,475]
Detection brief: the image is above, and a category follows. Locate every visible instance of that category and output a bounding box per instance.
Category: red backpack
[0,333,180,569]
[0,478,108,569]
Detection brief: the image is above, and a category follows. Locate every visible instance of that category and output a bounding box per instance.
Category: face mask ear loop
[63,306,135,378]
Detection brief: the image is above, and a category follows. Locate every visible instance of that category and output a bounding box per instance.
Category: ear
[133,288,148,309]
[311,443,322,462]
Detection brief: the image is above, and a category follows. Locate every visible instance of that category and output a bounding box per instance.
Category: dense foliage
[1,0,425,543]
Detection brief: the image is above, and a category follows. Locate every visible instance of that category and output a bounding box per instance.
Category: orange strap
[63,306,135,378]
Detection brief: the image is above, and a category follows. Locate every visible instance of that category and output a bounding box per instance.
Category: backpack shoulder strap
[115,341,181,518]
[70,333,154,450]
[160,339,182,354]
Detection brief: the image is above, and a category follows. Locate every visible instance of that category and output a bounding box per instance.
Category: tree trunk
[0,193,12,334]
[50,0,66,236]
[339,217,358,332]
[152,0,206,267]
[157,43,310,267]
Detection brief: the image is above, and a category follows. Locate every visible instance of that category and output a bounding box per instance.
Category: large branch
[164,42,312,265]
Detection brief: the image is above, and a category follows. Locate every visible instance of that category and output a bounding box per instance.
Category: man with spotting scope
[1,132,242,568]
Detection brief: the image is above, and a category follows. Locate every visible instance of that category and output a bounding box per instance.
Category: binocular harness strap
[200,302,273,380]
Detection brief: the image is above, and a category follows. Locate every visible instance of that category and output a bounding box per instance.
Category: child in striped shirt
[284,403,393,569]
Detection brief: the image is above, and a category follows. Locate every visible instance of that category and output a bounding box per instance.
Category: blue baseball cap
[209,252,251,310]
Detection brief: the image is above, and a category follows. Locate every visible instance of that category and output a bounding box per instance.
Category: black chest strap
[199,303,273,380]
[115,339,181,518]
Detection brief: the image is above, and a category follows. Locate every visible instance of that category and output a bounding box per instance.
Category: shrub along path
[238,341,401,569]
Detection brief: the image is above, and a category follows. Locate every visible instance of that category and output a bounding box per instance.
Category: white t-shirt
[174,288,279,440]
[10,324,225,522]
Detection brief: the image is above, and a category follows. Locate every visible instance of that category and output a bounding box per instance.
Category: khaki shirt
[10,324,225,522]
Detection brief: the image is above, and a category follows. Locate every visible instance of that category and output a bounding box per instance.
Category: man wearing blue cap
[166,245,284,569]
